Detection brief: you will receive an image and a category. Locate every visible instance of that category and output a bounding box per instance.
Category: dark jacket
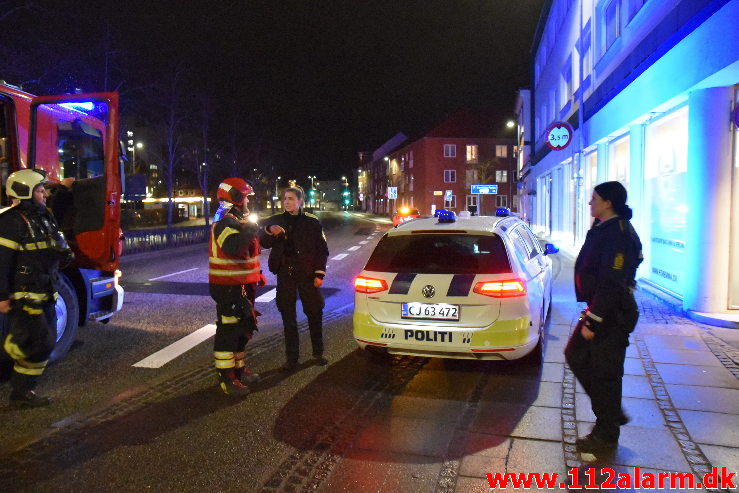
[0,201,72,303]
[575,216,643,321]
[259,210,328,279]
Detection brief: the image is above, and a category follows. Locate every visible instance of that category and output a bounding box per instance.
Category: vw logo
[421,285,436,298]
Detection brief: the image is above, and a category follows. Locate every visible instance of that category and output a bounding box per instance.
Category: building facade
[363,110,516,216]
[525,0,739,317]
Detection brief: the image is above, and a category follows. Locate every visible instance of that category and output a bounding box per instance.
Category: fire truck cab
[0,83,124,362]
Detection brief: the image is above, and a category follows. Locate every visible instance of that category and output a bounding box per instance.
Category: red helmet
[217,178,254,206]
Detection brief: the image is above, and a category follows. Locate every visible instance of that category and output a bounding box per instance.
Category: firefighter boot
[9,389,51,408]
[217,370,250,396]
[235,367,261,385]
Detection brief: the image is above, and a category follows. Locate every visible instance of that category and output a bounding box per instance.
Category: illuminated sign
[470,184,498,194]
[387,186,397,199]
[545,122,573,151]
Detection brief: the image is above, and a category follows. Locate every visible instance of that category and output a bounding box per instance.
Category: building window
[466,195,477,207]
[444,170,456,183]
[626,0,645,23]
[561,57,572,107]
[512,171,519,182]
[443,144,456,158]
[496,195,508,208]
[466,145,478,163]
[496,170,508,183]
[409,174,414,192]
[409,150,414,168]
[495,145,508,158]
[444,195,456,209]
[604,0,619,52]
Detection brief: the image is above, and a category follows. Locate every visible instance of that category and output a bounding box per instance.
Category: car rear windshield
[364,233,511,274]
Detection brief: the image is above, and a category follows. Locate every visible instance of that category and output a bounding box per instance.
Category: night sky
[3,0,544,179]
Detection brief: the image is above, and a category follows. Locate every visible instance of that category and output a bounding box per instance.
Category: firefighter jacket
[574,216,643,323]
[208,207,261,286]
[259,209,328,279]
[0,201,73,305]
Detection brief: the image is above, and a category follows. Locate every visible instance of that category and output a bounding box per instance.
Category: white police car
[353,209,558,362]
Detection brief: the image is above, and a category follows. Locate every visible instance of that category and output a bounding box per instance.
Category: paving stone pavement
[318,254,739,493]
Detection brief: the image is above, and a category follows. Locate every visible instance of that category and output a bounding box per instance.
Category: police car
[353,209,558,362]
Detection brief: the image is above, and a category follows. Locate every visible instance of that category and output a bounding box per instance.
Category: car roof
[389,215,520,235]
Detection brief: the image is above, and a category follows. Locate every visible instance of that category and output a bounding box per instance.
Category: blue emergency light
[437,209,456,223]
[495,207,511,217]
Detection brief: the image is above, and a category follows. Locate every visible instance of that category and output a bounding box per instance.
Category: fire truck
[0,83,124,362]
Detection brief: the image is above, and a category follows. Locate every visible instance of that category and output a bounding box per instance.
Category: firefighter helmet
[6,168,48,200]
[217,177,254,206]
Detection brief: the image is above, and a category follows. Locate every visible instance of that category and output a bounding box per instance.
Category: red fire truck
[0,83,124,361]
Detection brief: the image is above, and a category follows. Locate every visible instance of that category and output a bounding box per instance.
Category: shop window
[444,195,456,209]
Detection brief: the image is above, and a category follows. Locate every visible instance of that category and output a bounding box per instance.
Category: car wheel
[49,275,80,363]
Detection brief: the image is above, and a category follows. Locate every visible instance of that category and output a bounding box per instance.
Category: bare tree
[156,66,189,228]
[474,158,499,215]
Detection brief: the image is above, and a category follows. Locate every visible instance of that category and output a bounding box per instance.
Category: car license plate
[401,302,459,321]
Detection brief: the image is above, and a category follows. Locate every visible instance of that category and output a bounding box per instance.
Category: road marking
[348,246,361,251]
[359,241,369,245]
[256,288,277,302]
[133,324,216,368]
[366,236,374,240]
[148,267,198,281]
[332,253,349,260]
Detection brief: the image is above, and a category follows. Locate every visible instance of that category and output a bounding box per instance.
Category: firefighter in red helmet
[209,177,265,395]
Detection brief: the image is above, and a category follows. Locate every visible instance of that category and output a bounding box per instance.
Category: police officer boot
[217,370,250,396]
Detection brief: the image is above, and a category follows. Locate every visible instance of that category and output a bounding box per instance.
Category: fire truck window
[57,119,104,180]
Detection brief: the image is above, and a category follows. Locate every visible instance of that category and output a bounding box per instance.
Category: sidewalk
[452,253,739,491]
[319,253,739,492]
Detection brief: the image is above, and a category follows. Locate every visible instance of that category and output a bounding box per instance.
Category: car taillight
[473,279,526,297]
[355,276,388,293]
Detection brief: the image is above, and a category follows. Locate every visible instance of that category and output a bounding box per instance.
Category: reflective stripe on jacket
[208,214,261,285]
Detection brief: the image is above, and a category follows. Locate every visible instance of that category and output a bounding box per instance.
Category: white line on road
[255,288,277,302]
[148,267,199,281]
[132,324,216,368]
[359,241,369,245]
[332,253,349,260]
[348,246,361,251]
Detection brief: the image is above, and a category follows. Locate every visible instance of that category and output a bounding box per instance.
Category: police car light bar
[437,209,456,223]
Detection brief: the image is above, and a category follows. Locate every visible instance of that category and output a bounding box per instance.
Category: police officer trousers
[275,265,325,364]
[1,301,56,391]
[564,320,631,442]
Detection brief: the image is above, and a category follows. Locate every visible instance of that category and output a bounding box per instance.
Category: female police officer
[259,186,329,371]
[565,181,643,453]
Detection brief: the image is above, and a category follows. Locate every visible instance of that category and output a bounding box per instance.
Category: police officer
[0,169,73,408]
[260,186,329,371]
[209,178,265,395]
[565,181,643,453]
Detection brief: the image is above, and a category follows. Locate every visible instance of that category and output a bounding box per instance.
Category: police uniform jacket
[0,201,72,305]
[259,210,328,279]
[574,216,643,327]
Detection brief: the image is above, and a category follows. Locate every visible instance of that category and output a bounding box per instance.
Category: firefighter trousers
[213,288,257,372]
[1,301,56,392]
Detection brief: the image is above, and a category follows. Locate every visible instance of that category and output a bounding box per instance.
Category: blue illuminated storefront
[525,0,739,320]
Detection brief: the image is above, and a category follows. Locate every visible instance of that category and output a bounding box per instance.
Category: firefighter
[565,181,643,453]
[260,186,329,371]
[209,178,265,395]
[0,169,73,408]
